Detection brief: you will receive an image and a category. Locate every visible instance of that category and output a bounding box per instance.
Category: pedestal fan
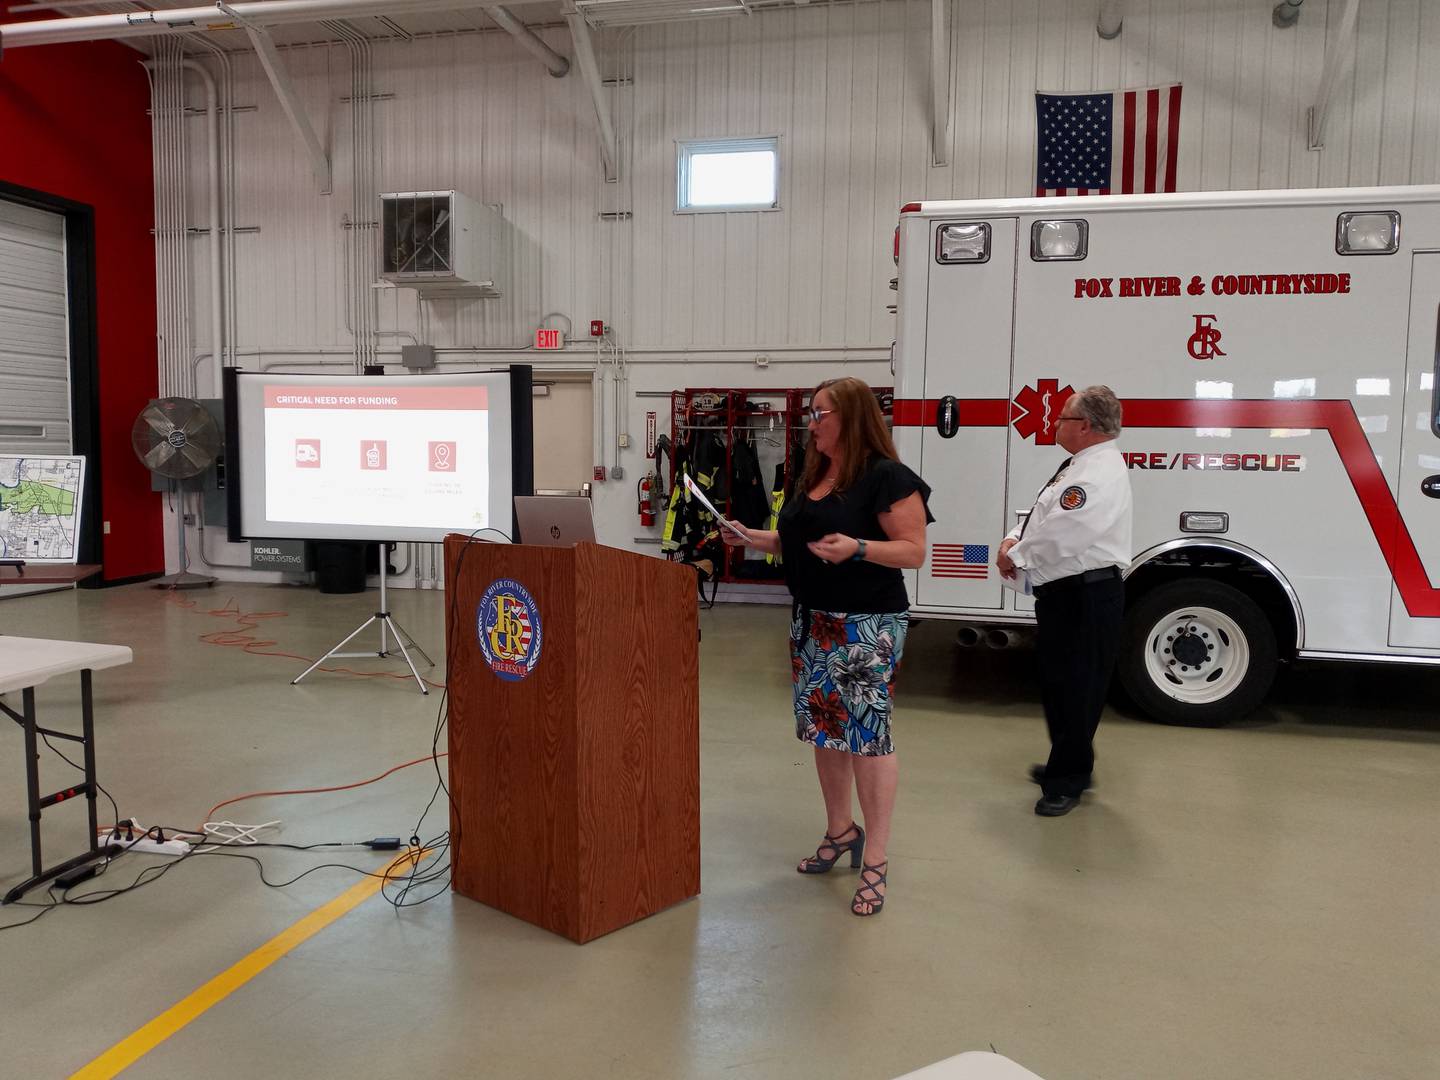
[131,397,220,589]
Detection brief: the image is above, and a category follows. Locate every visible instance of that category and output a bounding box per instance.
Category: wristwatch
[852,539,868,562]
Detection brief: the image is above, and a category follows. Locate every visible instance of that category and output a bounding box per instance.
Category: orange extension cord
[163,591,450,826]
[165,591,447,690]
[203,753,449,825]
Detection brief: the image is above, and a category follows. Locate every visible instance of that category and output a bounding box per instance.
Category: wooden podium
[443,538,700,943]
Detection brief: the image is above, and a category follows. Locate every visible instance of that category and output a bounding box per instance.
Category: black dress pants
[1034,576,1125,798]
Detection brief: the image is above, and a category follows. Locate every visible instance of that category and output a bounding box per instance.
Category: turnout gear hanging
[728,436,769,530]
[765,463,786,566]
[662,425,728,606]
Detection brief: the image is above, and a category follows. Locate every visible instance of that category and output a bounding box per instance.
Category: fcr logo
[1187,314,1226,361]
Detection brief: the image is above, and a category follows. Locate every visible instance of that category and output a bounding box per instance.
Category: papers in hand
[683,474,752,541]
[999,568,1033,596]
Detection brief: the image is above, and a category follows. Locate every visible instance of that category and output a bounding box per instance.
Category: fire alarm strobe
[590,320,605,337]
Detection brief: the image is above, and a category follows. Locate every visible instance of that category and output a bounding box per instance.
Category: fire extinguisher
[637,473,657,527]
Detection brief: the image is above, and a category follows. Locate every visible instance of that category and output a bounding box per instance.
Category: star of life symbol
[1011,379,1074,445]
[1187,314,1226,361]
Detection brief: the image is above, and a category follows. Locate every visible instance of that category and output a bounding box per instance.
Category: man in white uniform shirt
[997,386,1133,817]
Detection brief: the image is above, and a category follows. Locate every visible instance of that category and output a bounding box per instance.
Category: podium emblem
[477,578,544,681]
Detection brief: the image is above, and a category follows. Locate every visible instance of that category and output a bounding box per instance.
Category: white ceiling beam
[0,0,491,49]
[217,2,332,194]
[930,0,949,167]
[563,5,617,182]
[489,5,569,77]
[1307,0,1360,150]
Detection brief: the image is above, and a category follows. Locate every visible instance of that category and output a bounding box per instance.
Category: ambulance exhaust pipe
[956,625,983,648]
[985,628,1027,650]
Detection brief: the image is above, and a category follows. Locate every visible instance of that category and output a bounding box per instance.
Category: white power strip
[98,833,191,857]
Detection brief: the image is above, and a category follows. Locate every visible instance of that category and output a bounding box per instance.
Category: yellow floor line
[69,851,422,1080]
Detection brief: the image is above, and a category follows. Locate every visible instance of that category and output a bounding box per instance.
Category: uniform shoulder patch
[1059,485,1087,511]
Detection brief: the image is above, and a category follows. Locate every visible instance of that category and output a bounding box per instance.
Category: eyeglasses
[1055,415,1086,425]
[807,407,835,423]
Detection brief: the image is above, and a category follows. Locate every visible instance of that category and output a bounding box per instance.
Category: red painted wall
[0,38,162,581]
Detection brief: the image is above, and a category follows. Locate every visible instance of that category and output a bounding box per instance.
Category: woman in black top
[724,377,931,916]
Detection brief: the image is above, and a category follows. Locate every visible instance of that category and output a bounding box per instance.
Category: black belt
[1031,565,1122,598]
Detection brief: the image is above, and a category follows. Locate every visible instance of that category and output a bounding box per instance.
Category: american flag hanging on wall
[1035,84,1182,196]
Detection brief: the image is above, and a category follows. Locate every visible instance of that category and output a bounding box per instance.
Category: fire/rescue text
[1074,273,1351,299]
[1124,452,1305,472]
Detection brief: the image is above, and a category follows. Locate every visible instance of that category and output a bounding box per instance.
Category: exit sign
[535,328,564,350]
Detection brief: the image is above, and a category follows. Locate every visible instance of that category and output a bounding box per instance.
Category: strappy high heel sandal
[796,823,864,875]
[851,861,888,916]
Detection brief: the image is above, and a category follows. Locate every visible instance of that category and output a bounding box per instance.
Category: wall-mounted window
[676,137,780,213]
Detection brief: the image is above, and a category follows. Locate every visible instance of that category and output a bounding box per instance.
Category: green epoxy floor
[2,583,1437,1079]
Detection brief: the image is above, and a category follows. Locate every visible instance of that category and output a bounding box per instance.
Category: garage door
[0,198,71,455]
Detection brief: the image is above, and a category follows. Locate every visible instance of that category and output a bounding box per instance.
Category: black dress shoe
[1034,794,1081,817]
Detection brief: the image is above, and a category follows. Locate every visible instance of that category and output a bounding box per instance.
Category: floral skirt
[790,608,909,757]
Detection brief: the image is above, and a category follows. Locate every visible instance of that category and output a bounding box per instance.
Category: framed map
[0,455,86,563]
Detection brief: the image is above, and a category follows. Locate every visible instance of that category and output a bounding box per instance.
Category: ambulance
[890,185,1440,725]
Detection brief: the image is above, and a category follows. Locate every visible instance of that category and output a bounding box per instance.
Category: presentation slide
[229,370,518,544]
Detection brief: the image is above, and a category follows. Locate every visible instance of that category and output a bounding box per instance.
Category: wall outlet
[618,434,630,449]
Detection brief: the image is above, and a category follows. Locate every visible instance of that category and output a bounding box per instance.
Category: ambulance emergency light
[222,366,534,545]
[936,222,990,264]
[1030,219,1088,261]
[1336,211,1399,255]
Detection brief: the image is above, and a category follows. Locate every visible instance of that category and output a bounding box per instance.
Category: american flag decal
[932,544,989,580]
[1035,84,1182,197]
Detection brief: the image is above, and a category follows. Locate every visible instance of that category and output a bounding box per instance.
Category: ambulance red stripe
[891,398,1011,427]
[893,396,1440,617]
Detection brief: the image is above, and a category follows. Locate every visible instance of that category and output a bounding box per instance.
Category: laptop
[514,495,598,547]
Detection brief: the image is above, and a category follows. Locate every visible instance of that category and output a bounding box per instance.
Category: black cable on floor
[39,732,123,834]
[3,528,516,930]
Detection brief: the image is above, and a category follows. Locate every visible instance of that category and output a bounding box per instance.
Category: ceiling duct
[572,0,751,30]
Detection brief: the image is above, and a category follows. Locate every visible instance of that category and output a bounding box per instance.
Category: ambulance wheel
[1118,578,1277,726]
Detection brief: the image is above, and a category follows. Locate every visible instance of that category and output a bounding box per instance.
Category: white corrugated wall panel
[183,0,1439,359]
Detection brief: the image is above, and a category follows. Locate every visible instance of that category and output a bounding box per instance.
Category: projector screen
[223,368,531,544]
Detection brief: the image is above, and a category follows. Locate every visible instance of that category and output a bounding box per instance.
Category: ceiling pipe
[1273,0,1303,29]
[1097,0,1122,40]
[563,4,618,182]
[488,6,569,77]
[1307,0,1360,150]
[930,0,949,167]
[181,59,225,387]
[0,0,499,49]
[219,2,333,193]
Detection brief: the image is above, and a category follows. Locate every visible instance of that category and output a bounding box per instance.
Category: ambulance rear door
[1389,252,1440,647]
[916,218,1015,610]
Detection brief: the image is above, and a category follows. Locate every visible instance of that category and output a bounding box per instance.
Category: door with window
[916,218,1015,610]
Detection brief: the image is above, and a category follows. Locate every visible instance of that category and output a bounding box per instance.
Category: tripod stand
[293,544,434,695]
